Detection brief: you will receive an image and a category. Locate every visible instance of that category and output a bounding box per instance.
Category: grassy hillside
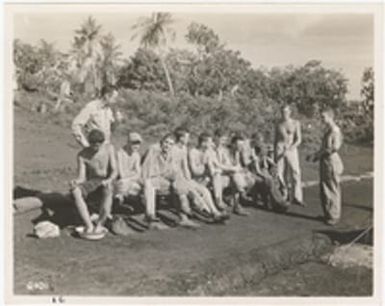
[14,98,373,195]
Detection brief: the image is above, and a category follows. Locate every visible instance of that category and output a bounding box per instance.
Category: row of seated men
[69,128,288,239]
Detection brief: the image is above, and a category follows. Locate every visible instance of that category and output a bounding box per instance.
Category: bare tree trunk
[54,98,62,112]
[218,89,223,101]
[159,56,175,96]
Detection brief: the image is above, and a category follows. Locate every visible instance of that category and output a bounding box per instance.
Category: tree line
[13,13,374,145]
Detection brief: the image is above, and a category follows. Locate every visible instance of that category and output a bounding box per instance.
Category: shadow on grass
[343,203,373,212]
[315,228,373,246]
[13,185,187,234]
[14,185,81,228]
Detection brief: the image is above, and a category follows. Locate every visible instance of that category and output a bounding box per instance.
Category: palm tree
[74,16,102,57]
[71,16,102,95]
[131,12,176,96]
[99,33,123,86]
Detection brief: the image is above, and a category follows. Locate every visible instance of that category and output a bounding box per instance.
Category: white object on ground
[326,244,373,269]
[75,226,108,240]
[13,197,43,214]
[33,221,60,239]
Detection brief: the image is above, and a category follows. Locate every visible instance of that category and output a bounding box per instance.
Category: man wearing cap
[69,129,117,238]
[72,84,123,148]
[114,132,143,205]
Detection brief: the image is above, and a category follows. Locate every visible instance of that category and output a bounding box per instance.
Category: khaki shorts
[77,178,104,199]
[232,171,257,191]
[220,175,231,189]
[193,175,211,187]
[114,178,142,197]
[147,177,189,196]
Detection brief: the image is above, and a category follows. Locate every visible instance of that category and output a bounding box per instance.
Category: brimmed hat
[128,132,142,143]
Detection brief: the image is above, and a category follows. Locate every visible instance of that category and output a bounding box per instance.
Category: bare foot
[94,224,108,234]
[84,225,95,234]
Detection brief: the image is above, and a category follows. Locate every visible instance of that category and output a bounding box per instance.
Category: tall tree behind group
[70,16,103,97]
[266,60,348,116]
[131,12,176,96]
[99,33,123,86]
[185,22,251,100]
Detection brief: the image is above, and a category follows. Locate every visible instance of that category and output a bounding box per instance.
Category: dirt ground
[12,107,374,296]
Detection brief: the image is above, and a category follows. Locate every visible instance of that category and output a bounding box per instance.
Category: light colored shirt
[172,145,192,180]
[156,150,175,180]
[116,147,141,180]
[72,99,115,147]
[189,147,209,178]
[141,144,176,180]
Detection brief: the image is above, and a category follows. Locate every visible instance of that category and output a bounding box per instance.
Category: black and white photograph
[5,2,383,304]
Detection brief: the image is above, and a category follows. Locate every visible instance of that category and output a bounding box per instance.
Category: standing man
[308,108,344,225]
[274,104,304,206]
[54,73,73,112]
[72,84,122,148]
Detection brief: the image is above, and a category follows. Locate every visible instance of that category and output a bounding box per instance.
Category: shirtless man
[173,128,227,222]
[189,132,229,215]
[250,134,289,211]
[307,108,344,225]
[114,132,143,205]
[213,130,250,215]
[69,129,117,238]
[227,134,256,215]
[274,104,304,206]
[141,133,199,229]
[72,84,123,148]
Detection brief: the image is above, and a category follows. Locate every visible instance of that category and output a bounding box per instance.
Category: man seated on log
[212,130,251,216]
[249,133,289,211]
[189,132,228,212]
[69,129,117,238]
[173,128,228,223]
[114,132,143,206]
[141,133,199,229]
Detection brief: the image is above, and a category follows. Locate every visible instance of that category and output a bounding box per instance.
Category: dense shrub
[15,87,372,154]
[339,104,374,145]
[115,89,324,151]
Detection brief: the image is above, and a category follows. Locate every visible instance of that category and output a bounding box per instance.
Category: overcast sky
[14,12,373,99]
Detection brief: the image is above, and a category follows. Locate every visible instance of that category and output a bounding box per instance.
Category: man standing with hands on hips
[72,84,123,147]
[274,104,305,207]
